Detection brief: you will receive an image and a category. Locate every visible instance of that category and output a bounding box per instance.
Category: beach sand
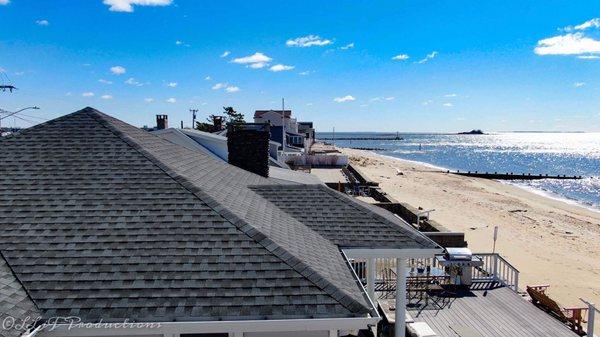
[341,148,600,323]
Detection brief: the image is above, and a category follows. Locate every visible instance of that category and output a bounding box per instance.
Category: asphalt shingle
[0,107,438,325]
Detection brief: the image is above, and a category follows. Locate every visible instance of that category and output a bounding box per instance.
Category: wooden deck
[405,283,579,337]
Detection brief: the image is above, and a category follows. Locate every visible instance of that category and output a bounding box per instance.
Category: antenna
[0,69,17,92]
[281,98,286,152]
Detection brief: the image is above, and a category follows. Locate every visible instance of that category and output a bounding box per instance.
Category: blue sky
[1,0,600,132]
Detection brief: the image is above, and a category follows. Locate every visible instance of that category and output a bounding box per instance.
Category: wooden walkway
[406,284,579,337]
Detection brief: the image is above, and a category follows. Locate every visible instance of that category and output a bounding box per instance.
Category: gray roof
[251,185,435,249]
[0,107,438,324]
[0,253,40,337]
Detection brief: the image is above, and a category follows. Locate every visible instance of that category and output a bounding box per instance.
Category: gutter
[38,317,380,337]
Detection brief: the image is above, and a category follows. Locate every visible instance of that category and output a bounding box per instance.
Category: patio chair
[526,285,587,334]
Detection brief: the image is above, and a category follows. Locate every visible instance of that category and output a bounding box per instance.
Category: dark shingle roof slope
[0,253,40,337]
[250,185,437,249]
[0,108,373,323]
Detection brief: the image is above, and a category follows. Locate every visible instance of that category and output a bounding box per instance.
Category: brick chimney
[227,123,270,177]
[212,116,224,132]
[156,115,168,130]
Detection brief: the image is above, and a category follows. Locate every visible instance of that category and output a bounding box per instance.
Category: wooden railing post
[514,270,519,292]
[493,253,499,282]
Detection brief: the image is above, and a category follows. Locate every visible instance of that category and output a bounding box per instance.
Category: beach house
[254,109,307,150]
[0,107,441,337]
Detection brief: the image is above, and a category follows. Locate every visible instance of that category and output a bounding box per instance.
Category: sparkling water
[318,132,600,210]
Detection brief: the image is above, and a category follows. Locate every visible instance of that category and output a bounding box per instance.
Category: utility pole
[332,127,335,146]
[190,109,198,129]
[281,98,286,152]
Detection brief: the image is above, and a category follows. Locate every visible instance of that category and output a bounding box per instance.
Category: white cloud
[0,0,9,5]
[98,79,113,84]
[535,33,600,55]
[110,65,126,75]
[212,82,227,90]
[574,82,586,87]
[167,82,177,87]
[220,51,231,58]
[82,92,95,97]
[578,55,600,59]
[298,71,312,76]
[286,35,333,47]
[124,77,142,86]
[392,54,409,61]
[144,98,155,102]
[101,94,113,100]
[269,64,295,72]
[204,76,211,80]
[103,0,173,12]
[166,97,176,103]
[572,18,600,31]
[443,102,453,107]
[334,95,356,103]
[225,86,240,93]
[175,40,189,47]
[371,96,395,102]
[444,93,457,97]
[422,100,432,106]
[36,19,49,26]
[418,51,438,64]
[232,52,272,68]
[249,62,268,69]
[340,43,354,50]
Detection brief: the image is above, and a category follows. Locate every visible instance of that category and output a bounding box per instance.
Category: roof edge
[85,108,371,316]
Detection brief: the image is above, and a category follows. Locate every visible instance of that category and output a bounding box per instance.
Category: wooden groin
[317,137,403,141]
[450,170,583,180]
[349,147,385,151]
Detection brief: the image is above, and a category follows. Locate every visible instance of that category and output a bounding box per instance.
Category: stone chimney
[227,123,270,177]
[156,115,168,130]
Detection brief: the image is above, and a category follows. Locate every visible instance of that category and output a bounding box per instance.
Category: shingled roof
[0,107,438,325]
[0,253,40,337]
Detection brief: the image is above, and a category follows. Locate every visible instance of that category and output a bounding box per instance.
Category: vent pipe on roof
[227,123,270,177]
[156,115,168,130]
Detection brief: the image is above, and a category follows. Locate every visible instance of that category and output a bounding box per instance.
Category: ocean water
[317,132,600,211]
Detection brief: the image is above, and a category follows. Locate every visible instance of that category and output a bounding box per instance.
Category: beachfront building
[298,121,315,149]
[254,109,308,150]
[0,107,441,337]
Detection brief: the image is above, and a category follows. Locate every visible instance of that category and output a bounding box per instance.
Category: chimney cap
[227,122,269,132]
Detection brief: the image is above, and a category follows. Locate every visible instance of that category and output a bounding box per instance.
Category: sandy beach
[341,148,600,319]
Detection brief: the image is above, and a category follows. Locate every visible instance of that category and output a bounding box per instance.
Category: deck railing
[475,253,520,292]
[348,252,520,294]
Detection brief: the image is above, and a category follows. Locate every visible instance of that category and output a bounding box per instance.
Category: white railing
[475,253,520,292]
[349,252,520,293]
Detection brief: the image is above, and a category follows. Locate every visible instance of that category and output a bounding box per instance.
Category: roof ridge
[85,109,371,316]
